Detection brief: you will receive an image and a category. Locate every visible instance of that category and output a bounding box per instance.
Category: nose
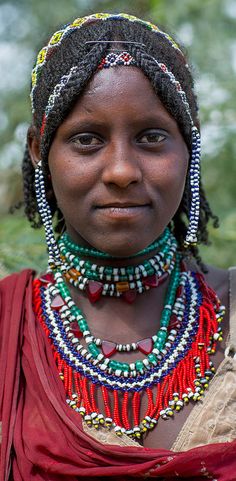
[101,141,143,188]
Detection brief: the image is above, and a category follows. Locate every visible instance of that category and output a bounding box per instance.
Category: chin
[96,237,152,258]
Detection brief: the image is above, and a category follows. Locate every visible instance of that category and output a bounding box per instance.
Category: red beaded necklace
[32,265,224,440]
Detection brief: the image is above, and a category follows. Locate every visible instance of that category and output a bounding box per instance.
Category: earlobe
[27,126,41,169]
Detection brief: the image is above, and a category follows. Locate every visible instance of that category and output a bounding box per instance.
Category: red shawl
[0,270,236,481]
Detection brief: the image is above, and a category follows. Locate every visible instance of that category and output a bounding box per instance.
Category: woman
[0,12,236,481]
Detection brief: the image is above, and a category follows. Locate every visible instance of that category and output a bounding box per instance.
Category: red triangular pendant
[86,281,103,303]
[51,294,65,310]
[157,272,168,286]
[122,289,137,303]
[101,340,117,357]
[176,285,184,297]
[39,272,54,284]
[70,321,83,338]
[143,274,158,288]
[168,314,180,330]
[137,338,153,354]
[143,272,169,288]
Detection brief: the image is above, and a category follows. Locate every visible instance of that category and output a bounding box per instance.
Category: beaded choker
[61,227,170,259]
[58,228,177,303]
[33,242,225,440]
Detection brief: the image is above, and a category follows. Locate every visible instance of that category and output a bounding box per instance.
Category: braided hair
[22,13,218,265]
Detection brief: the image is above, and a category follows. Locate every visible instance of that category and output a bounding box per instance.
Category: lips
[96,202,150,208]
[95,201,151,220]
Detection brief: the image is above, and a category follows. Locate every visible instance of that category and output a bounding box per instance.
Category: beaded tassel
[35,161,61,269]
[150,61,201,247]
[185,127,201,246]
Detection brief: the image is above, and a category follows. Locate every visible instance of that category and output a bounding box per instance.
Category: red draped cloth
[0,270,236,481]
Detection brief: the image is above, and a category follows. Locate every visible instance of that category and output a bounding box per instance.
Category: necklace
[58,228,178,303]
[34,251,224,439]
[60,227,171,259]
[44,255,181,371]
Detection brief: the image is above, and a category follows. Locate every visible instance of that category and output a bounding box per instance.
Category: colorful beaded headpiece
[30,12,184,113]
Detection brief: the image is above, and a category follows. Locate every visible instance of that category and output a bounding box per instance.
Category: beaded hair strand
[23,13,219,264]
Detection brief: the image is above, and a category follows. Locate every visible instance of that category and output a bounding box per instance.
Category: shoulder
[0,269,35,362]
[203,264,229,301]
[0,269,35,317]
[199,264,229,320]
[185,259,229,301]
[0,269,35,292]
[202,264,230,341]
[186,260,230,339]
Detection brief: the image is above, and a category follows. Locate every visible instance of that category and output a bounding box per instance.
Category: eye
[137,131,166,144]
[71,133,103,148]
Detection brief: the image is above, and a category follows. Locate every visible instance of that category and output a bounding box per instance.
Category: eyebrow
[61,113,176,133]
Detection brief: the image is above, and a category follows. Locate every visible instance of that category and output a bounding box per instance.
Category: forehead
[64,66,177,126]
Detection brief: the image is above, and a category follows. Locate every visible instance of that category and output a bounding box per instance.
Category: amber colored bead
[64,272,71,282]
[69,268,80,279]
[116,281,130,293]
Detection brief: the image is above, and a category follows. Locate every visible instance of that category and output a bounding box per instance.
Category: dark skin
[29,67,229,449]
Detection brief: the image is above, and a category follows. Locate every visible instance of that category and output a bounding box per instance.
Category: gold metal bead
[116,281,130,293]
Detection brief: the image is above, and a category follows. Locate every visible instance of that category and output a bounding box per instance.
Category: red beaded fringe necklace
[32,270,224,439]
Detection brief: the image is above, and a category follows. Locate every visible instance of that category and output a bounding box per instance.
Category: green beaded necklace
[60,227,171,259]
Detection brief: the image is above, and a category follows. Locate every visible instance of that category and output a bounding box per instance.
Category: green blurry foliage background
[0,0,236,276]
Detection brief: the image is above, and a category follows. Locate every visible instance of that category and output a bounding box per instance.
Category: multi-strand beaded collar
[33,228,225,440]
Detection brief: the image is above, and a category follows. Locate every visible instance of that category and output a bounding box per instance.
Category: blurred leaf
[0,213,47,276]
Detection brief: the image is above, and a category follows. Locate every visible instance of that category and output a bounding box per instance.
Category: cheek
[48,154,98,209]
[146,150,188,227]
[150,151,188,200]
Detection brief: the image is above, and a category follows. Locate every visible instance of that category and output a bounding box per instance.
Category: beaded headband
[30,12,186,114]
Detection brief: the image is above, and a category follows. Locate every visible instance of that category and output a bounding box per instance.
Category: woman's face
[48,67,189,256]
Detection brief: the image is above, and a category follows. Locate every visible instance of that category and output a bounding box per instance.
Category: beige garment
[171,356,236,451]
[83,420,142,447]
[86,267,236,451]
[171,266,236,451]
